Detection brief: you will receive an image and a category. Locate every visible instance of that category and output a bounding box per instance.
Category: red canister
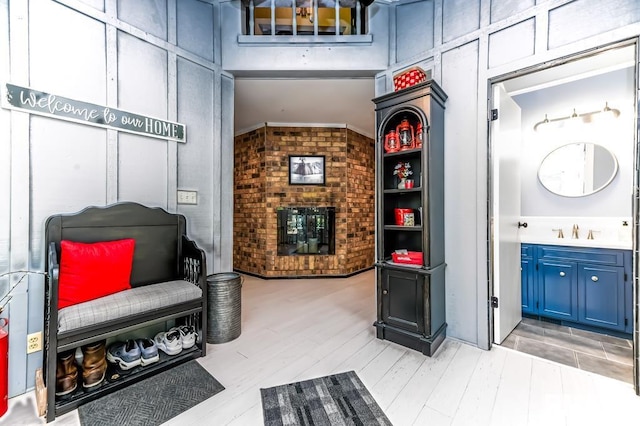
[394,208,413,226]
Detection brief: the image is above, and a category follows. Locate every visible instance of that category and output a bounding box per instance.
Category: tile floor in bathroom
[501,317,634,384]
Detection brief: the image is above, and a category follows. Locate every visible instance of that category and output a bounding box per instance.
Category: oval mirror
[538,143,618,197]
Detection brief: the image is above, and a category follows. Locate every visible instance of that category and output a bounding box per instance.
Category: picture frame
[289,155,326,185]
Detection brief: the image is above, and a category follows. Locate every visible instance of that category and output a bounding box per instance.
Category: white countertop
[519,236,631,250]
[517,216,633,250]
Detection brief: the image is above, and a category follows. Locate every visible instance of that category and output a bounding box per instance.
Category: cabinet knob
[591,275,599,282]
[559,272,566,277]
[383,290,388,295]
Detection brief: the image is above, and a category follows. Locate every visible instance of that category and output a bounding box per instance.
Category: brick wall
[234,124,375,277]
[234,126,267,274]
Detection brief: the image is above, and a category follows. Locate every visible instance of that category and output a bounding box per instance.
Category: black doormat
[260,371,393,426]
[78,360,224,426]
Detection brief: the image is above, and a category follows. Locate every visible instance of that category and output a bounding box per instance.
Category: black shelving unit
[372,80,448,356]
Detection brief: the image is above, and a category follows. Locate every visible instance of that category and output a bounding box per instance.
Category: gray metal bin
[207,272,243,343]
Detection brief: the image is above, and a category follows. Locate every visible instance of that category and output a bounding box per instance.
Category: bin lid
[207,272,241,283]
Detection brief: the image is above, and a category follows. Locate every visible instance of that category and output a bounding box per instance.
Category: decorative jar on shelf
[393,161,413,189]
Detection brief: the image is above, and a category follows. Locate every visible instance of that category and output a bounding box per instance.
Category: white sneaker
[154,329,182,356]
[170,325,197,349]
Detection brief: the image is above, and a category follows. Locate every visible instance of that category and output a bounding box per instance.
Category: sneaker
[106,340,142,370]
[135,338,160,366]
[154,329,182,356]
[170,325,197,349]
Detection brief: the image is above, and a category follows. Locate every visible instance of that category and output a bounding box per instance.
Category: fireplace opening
[277,207,335,255]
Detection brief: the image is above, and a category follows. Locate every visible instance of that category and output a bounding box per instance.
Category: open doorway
[489,41,637,386]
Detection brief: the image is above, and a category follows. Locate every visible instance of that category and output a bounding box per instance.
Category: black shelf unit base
[373,321,447,356]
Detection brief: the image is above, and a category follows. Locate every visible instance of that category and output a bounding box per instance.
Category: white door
[491,83,523,344]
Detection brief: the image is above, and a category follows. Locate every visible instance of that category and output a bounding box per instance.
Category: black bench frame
[43,202,207,422]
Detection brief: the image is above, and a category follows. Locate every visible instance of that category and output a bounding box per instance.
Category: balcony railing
[242,0,369,39]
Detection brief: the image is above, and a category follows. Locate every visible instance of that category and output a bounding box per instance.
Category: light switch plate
[177,190,197,205]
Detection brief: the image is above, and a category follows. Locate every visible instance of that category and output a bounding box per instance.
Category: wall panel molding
[55,0,219,70]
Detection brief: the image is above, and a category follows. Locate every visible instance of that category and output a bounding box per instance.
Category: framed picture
[289,155,326,185]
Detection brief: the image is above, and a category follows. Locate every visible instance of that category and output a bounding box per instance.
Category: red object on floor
[0,318,8,417]
[391,251,423,265]
[393,67,427,91]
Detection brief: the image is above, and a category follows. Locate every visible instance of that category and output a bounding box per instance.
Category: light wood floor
[3,269,640,425]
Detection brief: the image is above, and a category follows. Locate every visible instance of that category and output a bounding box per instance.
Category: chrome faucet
[572,224,579,239]
[552,228,564,238]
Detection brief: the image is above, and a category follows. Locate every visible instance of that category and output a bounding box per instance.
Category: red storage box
[391,251,423,265]
[394,208,414,226]
[393,67,427,92]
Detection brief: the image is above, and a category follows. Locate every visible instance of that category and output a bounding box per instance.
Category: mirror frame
[537,142,619,197]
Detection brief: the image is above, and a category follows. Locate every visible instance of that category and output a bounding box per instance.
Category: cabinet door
[578,264,625,331]
[539,261,578,321]
[381,268,424,334]
[521,257,536,315]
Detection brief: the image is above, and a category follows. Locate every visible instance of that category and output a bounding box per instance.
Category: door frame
[486,37,639,395]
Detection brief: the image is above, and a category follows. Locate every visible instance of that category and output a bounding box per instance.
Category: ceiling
[233,78,376,136]
[233,44,635,138]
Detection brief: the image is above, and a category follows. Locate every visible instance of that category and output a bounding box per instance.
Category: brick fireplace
[233,124,375,277]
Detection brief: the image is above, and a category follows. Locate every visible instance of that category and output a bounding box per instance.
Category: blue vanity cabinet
[522,244,631,334]
[578,264,625,331]
[521,245,536,315]
[538,260,579,322]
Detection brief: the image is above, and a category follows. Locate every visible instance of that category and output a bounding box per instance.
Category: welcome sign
[3,83,186,143]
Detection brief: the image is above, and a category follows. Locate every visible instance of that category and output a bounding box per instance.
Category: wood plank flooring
[2,269,640,425]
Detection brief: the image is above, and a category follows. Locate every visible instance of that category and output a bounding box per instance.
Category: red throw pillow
[58,239,135,309]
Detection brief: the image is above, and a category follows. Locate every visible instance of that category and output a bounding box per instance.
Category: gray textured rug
[261,371,392,426]
[78,360,224,426]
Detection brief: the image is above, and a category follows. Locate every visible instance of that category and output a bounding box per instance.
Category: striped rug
[260,371,392,425]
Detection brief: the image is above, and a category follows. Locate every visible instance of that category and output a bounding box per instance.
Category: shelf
[383,188,421,194]
[384,225,421,231]
[382,260,425,269]
[55,346,201,417]
[383,148,421,157]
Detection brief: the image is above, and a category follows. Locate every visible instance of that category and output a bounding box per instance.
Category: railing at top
[242,0,367,37]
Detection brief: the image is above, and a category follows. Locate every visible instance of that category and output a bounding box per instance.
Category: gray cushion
[58,280,202,333]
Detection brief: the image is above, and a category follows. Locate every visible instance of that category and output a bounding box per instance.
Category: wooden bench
[42,202,207,422]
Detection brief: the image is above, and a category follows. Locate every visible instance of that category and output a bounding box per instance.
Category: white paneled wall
[442,0,480,43]
[395,0,434,63]
[489,0,534,24]
[547,0,640,49]
[487,18,535,68]
[118,0,169,41]
[441,40,481,344]
[2,0,224,397]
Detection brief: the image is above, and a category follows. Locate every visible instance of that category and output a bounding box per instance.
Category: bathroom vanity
[521,243,632,334]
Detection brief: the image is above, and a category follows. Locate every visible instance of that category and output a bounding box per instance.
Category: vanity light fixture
[600,101,618,121]
[533,102,620,131]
